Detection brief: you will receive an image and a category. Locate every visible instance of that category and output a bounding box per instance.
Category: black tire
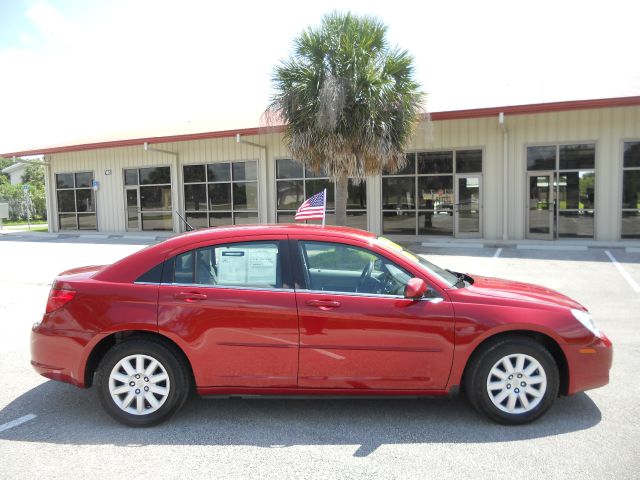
[463,336,559,425]
[95,338,190,427]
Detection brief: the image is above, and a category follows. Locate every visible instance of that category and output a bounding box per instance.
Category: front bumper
[565,332,613,395]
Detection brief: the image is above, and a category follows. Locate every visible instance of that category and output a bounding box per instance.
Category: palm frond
[267,11,426,183]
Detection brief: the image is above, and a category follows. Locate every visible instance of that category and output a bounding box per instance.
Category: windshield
[376,236,459,287]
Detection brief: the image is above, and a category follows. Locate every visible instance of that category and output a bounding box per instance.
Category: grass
[1,219,47,226]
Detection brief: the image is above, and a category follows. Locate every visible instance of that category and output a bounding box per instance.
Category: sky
[1,0,639,154]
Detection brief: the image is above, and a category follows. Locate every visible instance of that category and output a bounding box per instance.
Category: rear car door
[157,236,299,388]
[293,238,455,390]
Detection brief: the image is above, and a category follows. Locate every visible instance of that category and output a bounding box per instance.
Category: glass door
[455,175,482,238]
[126,187,141,231]
[527,172,554,239]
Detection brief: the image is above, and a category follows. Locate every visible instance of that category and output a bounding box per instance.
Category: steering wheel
[356,260,375,293]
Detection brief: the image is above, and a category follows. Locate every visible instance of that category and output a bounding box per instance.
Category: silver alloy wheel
[486,353,547,414]
[108,354,171,415]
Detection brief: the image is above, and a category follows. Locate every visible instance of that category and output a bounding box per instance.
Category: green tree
[0,156,13,184]
[21,163,45,187]
[267,12,423,226]
[0,159,47,221]
[0,183,23,221]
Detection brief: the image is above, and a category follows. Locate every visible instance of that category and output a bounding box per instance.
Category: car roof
[94,224,377,283]
[168,223,376,245]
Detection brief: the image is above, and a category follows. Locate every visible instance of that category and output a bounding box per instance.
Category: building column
[367,174,382,235]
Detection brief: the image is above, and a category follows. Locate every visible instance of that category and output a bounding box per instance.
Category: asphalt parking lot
[0,235,639,479]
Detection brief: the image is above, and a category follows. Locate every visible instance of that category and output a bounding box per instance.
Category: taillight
[46,287,76,313]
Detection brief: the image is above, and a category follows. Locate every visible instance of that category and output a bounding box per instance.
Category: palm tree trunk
[334,176,348,226]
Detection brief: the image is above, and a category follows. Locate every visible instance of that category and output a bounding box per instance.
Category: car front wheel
[464,336,560,424]
[95,339,190,427]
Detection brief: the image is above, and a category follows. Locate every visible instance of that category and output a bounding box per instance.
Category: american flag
[295,189,326,221]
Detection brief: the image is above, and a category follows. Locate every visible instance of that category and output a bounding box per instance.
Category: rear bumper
[565,333,613,395]
[30,321,96,388]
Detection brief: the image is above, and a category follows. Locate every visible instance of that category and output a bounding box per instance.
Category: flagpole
[322,188,327,227]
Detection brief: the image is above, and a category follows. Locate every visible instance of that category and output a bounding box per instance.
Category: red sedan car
[31,225,612,426]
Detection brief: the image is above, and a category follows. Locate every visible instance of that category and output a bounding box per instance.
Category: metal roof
[3,96,640,158]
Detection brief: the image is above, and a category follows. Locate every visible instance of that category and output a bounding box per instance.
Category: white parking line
[0,414,37,433]
[605,250,640,293]
[493,248,502,258]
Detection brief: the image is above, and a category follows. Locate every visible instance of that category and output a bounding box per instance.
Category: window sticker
[216,246,278,286]
[217,250,247,284]
[247,249,277,285]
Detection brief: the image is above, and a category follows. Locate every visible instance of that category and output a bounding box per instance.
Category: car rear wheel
[96,339,189,427]
[464,336,559,424]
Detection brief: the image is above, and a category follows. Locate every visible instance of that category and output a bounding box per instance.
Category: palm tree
[267,11,424,226]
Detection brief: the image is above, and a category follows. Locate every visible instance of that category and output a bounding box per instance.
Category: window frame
[524,141,597,239]
[182,160,259,228]
[123,165,173,232]
[274,157,368,229]
[381,148,484,236]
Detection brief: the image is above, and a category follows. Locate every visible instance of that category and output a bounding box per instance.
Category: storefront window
[124,166,172,231]
[526,144,595,239]
[275,159,366,229]
[382,149,482,235]
[55,172,96,230]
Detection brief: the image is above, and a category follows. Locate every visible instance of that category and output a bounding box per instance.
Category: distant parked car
[32,224,612,426]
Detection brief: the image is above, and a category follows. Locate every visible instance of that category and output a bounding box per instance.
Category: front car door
[292,237,455,390]
[157,235,299,388]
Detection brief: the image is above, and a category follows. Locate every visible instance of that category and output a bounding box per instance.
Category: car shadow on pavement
[0,381,602,456]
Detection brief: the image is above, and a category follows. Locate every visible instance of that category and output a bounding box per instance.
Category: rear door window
[169,241,287,289]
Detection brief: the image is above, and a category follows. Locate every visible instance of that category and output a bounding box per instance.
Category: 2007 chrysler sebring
[31,225,612,426]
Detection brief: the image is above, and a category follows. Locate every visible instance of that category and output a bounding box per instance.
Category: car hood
[463,274,585,310]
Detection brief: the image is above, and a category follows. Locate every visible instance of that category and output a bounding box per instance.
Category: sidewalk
[0,228,173,242]
[2,227,640,252]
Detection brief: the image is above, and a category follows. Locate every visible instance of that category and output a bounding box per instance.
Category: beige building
[3,96,640,242]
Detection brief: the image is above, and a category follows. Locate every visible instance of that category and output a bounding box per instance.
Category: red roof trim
[429,96,640,121]
[3,96,639,157]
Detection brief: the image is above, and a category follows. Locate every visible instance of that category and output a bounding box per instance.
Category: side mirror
[404,277,427,299]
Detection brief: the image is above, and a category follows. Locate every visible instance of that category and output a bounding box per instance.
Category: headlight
[571,309,600,336]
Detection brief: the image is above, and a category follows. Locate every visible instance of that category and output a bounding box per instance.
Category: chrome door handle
[174,292,208,302]
[306,299,341,309]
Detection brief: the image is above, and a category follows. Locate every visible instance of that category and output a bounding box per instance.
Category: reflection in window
[275,158,366,229]
[182,161,258,228]
[55,171,96,230]
[622,141,640,238]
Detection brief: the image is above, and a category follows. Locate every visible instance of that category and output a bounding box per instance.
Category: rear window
[135,262,164,284]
